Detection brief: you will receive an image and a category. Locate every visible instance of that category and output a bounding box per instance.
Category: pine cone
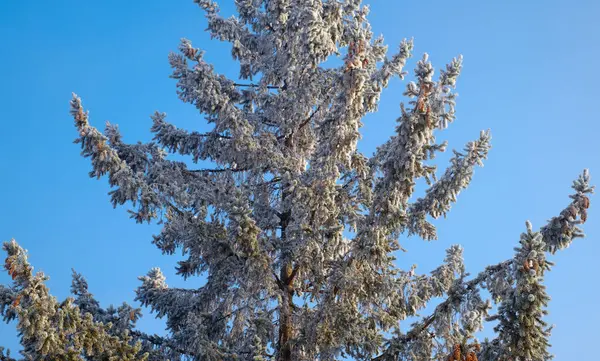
[12,294,21,307]
[580,195,590,209]
[453,344,461,361]
[417,98,427,113]
[182,44,197,59]
[8,263,17,280]
[466,351,477,361]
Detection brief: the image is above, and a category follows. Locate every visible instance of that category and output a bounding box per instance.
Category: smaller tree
[0,241,147,361]
[492,222,553,361]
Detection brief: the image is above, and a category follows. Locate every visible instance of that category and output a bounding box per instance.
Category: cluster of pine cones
[447,343,479,361]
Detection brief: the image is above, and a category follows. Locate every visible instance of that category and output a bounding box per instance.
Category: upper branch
[541,169,594,253]
[406,130,491,240]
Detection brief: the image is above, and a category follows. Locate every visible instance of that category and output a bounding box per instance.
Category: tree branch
[130,330,192,357]
[372,260,513,361]
[188,167,249,173]
[277,106,322,140]
[288,264,300,284]
[273,271,284,291]
[234,83,281,90]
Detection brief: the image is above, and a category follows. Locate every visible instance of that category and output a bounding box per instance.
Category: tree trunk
[278,261,294,361]
[278,187,294,361]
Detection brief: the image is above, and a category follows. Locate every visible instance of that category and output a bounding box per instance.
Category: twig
[188,167,249,173]
[233,83,281,90]
[277,106,322,140]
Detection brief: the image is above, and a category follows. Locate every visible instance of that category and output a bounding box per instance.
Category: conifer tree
[0,1,594,360]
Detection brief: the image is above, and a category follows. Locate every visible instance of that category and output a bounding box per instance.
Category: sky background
[1,0,599,359]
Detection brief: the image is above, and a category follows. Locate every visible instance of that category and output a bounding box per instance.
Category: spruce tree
[0,1,594,360]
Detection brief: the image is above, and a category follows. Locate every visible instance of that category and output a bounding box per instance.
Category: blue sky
[1,0,599,358]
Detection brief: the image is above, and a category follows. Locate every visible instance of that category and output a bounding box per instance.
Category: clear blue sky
[1,0,599,358]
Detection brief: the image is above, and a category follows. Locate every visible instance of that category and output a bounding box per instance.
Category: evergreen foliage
[0,1,594,360]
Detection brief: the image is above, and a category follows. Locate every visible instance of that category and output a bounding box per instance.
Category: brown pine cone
[12,294,22,307]
[453,344,461,361]
[466,351,477,361]
[581,196,590,209]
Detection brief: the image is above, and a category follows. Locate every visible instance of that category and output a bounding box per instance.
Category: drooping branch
[373,260,511,361]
